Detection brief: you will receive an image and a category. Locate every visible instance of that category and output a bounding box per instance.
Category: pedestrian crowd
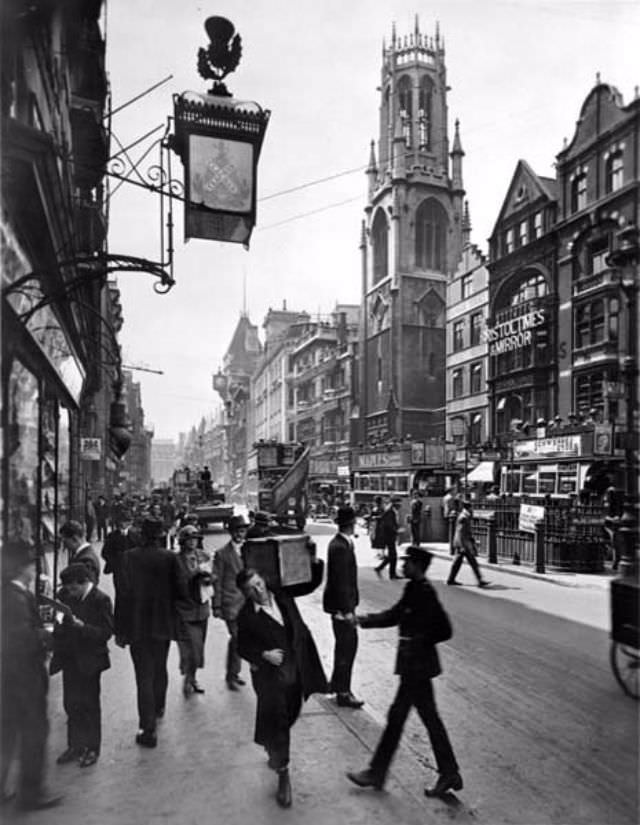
[1,492,466,814]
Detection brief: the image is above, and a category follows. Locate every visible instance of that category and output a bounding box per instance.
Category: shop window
[605,152,624,194]
[570,173,587,213]
[461,273,473,299]
[452,369,463,399]
[453,320,465,352]
[470,312,483,346]
[559,465,578,495]
[538,471,556,495]
[7,359,40,544]
[470,362,483,394]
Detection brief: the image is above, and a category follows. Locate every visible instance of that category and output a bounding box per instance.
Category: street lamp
[606,223,640,576]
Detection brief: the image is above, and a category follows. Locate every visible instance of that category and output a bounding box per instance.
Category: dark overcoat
[359,578,452,679]
[70,543,101,584]
[50,586,113,675]
[237,559,328,746]
[322,533,359,615]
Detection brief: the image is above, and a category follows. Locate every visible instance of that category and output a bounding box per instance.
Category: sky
[105,0,640,439]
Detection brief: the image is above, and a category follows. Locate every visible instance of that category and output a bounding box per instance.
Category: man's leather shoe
[447,580,462,586]
[226,679,240,691]
[276,769,292,808]
[135,730,157,748]
[191,680,205,693]
[424,771,463,798]
[478,580,490,588]
[233,677,246,686]
[336,692,364,709]
[56,747,80,764]
[346,769,383,790]
[79,749,99,768]
[19,791,63,811]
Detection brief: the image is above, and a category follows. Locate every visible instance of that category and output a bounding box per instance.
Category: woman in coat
[175,525,212,696]
[236,557,328,809]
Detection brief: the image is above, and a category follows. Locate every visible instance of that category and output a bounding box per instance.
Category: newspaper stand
[242,534,312,590]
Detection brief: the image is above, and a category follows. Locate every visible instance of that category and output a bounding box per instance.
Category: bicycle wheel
[610,641,640,699]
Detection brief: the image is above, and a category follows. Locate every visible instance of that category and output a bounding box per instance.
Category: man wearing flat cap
[347,545,463,799]
[212,514,250,690]
[323,505,364,709]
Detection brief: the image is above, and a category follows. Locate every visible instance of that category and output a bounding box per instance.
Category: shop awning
[465,461,496,483]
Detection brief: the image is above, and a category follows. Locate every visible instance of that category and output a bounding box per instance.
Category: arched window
[397,75,412,148]
[506,272,548,307]
[415,199,448,271]
[371,209,389,284]
[418,76,432,150]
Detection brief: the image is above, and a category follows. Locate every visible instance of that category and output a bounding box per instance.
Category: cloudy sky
[105,0,639,439]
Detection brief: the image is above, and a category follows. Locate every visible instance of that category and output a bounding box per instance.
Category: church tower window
[397,75,412,148]
[418,76,432,150]
[415,198,448,271]
[371,209,389,284]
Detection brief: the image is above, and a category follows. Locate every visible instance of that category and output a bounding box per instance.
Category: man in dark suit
[118,517,185,748]
[50,563,113,767]
[101,511,134,642]
[347,546,462,799]
[323,505,364,709]
[1,540,62,810]
[237,558,328,809]
[375,498,401,579]
[212,515,249,690]
[447,500,489,588]
[59,520,101,584]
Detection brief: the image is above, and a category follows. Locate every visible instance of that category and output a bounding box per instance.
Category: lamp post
[606,223,639,576]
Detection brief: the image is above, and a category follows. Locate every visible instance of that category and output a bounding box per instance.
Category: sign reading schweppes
[484,309,546,356]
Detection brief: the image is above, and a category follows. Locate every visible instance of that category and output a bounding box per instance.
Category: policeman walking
[346,545,463,798]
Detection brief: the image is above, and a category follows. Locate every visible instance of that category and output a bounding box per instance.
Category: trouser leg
[0,690,19,793]
[411,523,421,545]
[369,679,412,783]
[465,549,483,583]
[387,541,398,577]
[412,679,459,775]
[19,681,49,802]
[329,617,358,694]
[152,640,170,716]
[448,553,463,583]
[225,619,241,681]
[130,643,156,732]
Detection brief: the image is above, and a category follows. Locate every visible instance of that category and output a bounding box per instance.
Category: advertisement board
[519,503,545,533]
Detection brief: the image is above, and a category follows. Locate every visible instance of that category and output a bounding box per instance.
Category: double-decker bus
[246,441,309,529]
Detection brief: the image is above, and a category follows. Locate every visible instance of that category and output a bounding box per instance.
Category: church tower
[359,17,465,444]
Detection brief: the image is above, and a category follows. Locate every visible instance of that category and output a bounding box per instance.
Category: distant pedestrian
[447,500,490,588]
[50,564,113,768]
[409,491,424,546]
[85,497,96,542]
[323,505,364,709]
[118,517,185,748]
[369,496,385,558]
[1,540,62,811]
[175,526,211,696]
[59,520,101,584]
[212,515,250,690]
[94,495,109,542]
[347,546,462,799]
[236,559,328,809]
[163,494,178,549]
[375,498,401,579]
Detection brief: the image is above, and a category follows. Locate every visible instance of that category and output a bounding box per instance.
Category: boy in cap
[212,514,250,690]
[50,563,113,768]
[323,505,364,709]
[347,545,462,798]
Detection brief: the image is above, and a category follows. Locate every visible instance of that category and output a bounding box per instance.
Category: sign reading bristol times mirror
[186,134,255,244]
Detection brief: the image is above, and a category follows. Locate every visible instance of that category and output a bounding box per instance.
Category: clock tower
[359,17,465,444]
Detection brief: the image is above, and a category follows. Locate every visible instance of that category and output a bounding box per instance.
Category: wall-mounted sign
[337,465,350,478]
[410,442,425,464]
[355,451,404,469]
[513,435,582,459]
[484,309,546,356]
[80,438,101,461]
[593,424,613,456]
[519,503,545,533]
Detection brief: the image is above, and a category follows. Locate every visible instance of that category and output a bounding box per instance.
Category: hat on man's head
[335,505,357,528]
[141,517,164,543]
[60,563,91,585]
[401,545,433,566]
[227,514,249,532]
[178,524,201,544]
[2,538,36,576]
[253,511,272,528]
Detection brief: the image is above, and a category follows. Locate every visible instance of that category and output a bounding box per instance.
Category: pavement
[3,524,617,824]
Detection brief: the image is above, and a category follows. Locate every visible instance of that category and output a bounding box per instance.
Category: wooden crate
[242,534,311,589]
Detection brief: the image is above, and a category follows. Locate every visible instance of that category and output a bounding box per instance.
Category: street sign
[519,503,544,533]
[80,437,101,461]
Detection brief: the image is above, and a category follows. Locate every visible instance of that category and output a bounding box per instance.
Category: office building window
[505,227,514,254]
[470,362,483,394]
[470,312,483,346]
[519,219,528,246]
[461,273,473,299]
[575,299,606,349]
[605,152,624,194]
[453,320,465,352]
[575,371,605,415]
[571,173,587,213]
[452,368,463,398]
[533,211,543,239]
[589,237,610,275]
[469,413,482,445]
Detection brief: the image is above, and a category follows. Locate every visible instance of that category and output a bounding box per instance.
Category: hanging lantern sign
[170,17,270,247]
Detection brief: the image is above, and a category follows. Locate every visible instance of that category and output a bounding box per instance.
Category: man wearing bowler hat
[347,545,462,799]
[212,514,250,690]
[323,505,364,709]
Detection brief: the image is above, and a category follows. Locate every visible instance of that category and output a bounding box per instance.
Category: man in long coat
[447,500,489,587]
[323,505,364,708]
[236,557,328,809]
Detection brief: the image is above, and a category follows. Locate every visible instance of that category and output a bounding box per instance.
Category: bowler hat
[227,514,249,531]
[253,511,272,527]
[141,517,164,542]
[335,505,357,528]
[2,538,36,574]
[401,545,433,565]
